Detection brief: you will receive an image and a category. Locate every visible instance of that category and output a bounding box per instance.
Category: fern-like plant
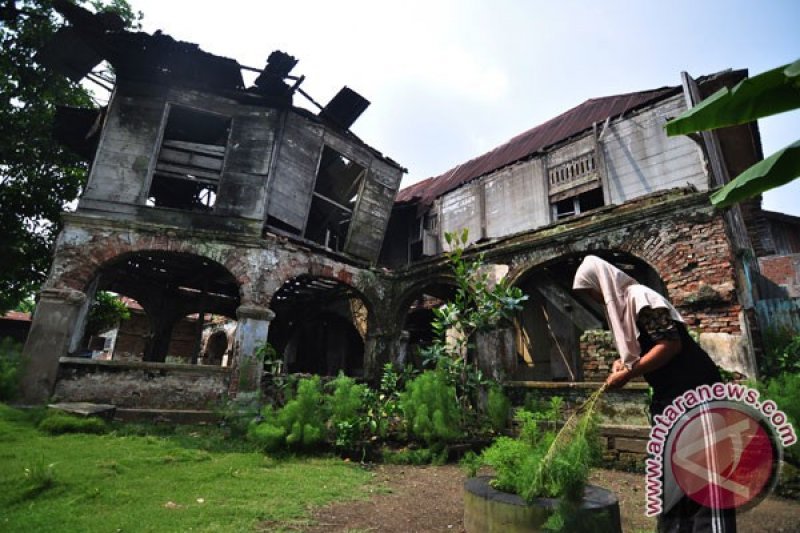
[476,389,604,532]
[400,370,461,446]
[248,376,328,452]
[326,372,367,450]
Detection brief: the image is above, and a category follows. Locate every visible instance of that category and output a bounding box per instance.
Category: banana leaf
[710,139,800,207]
[666,59,800,135]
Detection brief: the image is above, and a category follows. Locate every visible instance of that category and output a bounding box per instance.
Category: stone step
[48,402,117,421]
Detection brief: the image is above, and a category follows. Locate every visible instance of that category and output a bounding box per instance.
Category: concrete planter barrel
[464,476,622,532]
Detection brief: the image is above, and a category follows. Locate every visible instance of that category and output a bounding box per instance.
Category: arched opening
[397,282,457,368]
[75,251,240,364]
[512,251,665,381]
[268,275,367,377]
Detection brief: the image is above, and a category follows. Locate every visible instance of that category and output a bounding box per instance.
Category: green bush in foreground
[475,396,603,532]
[486,385,511,432]
[400,370,461,447]
[249,376,328,452]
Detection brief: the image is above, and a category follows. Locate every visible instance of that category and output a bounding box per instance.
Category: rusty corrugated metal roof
[397,85,681,207]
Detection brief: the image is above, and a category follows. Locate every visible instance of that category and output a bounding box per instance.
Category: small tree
[419,229,527,413]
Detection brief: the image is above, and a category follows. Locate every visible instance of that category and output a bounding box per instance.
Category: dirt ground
[291,465,800,533]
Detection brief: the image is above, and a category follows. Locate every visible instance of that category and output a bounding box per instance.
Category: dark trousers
[658,495,737,533]
[650,397,737,533]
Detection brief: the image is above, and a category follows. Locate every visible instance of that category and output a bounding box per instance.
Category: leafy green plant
[38,411,107,435]
[86,291,131,336]
[327,373,367,450]
[0,337,23,401]
[419,229,527,415]
[756,371,800,465]
[486,385,511,432]
[400,369,461,446]
[363,363,414,439]
[666,59,800,207]
[216,395,262,438]
[760,328,800,378]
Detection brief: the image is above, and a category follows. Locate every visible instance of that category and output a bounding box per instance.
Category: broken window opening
[148,105,231,212]
[304,146,366,251]
[410,212,440,260]
[552,187,604,221]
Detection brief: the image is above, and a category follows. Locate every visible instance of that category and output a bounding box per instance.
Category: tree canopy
[0,0,139,312]
[666,59,800,208]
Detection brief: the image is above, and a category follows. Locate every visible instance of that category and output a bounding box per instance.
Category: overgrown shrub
[38,411,107,434]
[757,371,800,465]
[248,376,328,452]
[760,328,800,377]
[400,370,461,446]
[363,363,414,440]
[418,230,526,415]
[475,393,602,531]
[327,373,367,449]
[0,337,22,401]
[486,385,511,432]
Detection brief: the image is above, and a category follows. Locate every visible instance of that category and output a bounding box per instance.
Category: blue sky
[128,0,800,215]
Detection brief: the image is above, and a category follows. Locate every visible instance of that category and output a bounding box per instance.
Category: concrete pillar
[230,304,274,398]
[19,288,88,404]
[364,328,403,382]
[476,327,517,382]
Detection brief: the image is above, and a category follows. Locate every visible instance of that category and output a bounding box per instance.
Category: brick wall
[759,254,800,298]
[580,330,648,383]
[580,330,618,382]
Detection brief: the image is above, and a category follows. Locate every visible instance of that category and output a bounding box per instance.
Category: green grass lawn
[0,404,373,532]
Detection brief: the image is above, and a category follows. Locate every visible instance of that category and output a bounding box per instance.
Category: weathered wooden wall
[77,81,403,263]
[602,94,706,204]
[432,94,708,250]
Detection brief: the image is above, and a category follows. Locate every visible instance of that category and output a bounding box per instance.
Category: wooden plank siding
[344,166,399,261]
[484,160,549,238]
[601,95,707,204]
[440,184,483,247]
[215,111,277,220]
[267,113,325,232]
[82,94,165,205]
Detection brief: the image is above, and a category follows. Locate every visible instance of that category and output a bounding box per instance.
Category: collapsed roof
[37,0,374,130]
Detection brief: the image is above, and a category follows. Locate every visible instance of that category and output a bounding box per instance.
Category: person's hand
[611,359,625,373]
[605,368,631,389]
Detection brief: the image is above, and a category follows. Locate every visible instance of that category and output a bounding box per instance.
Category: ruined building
[18,3,800,410]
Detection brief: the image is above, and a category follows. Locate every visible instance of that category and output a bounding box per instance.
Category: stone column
[19,288,88,404]
[364,328,404,382]
[229,304,274,399]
